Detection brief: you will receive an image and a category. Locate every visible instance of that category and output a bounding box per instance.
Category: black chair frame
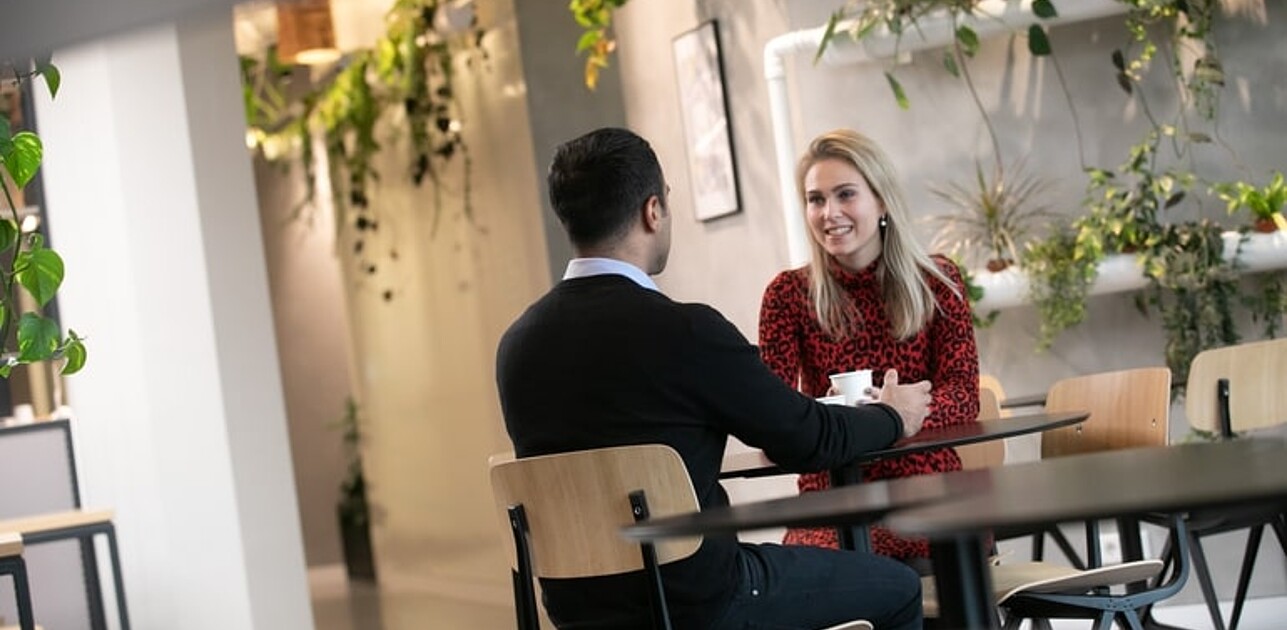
[505,489,670,630]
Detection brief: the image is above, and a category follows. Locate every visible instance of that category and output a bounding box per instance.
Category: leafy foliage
[931,161,1055,270]
[0,60,85,376]
[570,0,629,90]
[334,397,372,527]
[1212,171,1287,231]
[241,0,485,291]
[1022,228,1100,350]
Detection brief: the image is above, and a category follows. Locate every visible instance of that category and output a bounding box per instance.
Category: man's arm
[679,304,902,473]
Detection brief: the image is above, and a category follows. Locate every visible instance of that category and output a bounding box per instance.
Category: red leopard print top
[758,255,980,559]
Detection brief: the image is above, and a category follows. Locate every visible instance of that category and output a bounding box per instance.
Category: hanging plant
[1021,227,1100,350]
[1136,220,1240,389]
[0,58,86,376]
[241,0,487,298]
[570,0,629,90]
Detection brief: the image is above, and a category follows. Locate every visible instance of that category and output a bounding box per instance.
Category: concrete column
[34,12,312,630]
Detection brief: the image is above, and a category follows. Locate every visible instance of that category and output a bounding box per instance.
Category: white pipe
[763,0,1129,269]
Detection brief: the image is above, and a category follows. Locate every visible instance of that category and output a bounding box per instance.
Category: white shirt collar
[563,258,660,292]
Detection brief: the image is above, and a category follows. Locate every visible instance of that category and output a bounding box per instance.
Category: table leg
[830,466,871,553]
[929,533,1000,629]
[1119,517,1189,630]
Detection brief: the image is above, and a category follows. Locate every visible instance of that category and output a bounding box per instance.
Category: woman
[759,129,980,566]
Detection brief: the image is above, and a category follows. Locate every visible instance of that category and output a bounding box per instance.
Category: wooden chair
[1174,338,1287,630]
[1025,367,1172,568]
[956,379,1007,472]
[488,445,872,630]
[992,367,1186,629]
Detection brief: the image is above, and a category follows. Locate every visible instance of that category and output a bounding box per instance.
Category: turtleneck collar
[827,255,882,290]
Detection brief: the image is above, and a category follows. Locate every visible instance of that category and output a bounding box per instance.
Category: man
[496,127,930,629]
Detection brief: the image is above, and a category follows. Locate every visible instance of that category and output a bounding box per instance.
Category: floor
[310,566,1287,630]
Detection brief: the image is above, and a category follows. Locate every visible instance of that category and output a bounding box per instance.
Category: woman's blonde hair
[797,129,957,340]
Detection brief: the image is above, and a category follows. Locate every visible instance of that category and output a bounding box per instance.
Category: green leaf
[1028,25,1052,56]
[885,72,910,110]
[1111,50,1126,72]
[576,29,600,53]
[60,331,87,375]
[955,26,980,58]
[0,220,17,254]
[2,132,43,188]
[943,50,960,77]
[17,313,59,362]
[1032,0,1058,19]
[38,62,61,100]
[815,11,842,65]
[16,247,64,307]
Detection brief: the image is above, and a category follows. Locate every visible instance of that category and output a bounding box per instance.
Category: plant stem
[0,179,22,347]
[952,14,1003,179]
[1047,50,1086,171]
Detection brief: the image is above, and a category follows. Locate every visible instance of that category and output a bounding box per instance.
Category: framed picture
[672,20,740,221]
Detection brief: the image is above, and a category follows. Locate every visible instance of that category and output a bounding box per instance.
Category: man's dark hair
[548,127,665,248]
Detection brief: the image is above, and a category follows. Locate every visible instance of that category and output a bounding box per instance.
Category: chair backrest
[1042,367,1172,458]
[958,384,1006,471]
[1185,338,1287,435]
[979,374,1007,405]
[489,444,702,579]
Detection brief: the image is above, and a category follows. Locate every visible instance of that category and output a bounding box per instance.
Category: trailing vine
[0,58,86,376]
[570,0,629,90]
[241,0,487,296]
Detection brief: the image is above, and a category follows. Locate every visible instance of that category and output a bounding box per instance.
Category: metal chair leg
[1187,531,1225,630]
[105,524,131,630]
[4,555,37,630]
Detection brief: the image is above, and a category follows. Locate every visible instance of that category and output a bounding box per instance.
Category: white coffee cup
[829,370,875,405]
[816,394,847,405]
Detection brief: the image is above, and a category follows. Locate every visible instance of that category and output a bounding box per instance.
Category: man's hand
[871,369,931,438]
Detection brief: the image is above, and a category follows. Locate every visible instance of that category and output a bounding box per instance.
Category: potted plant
[931,161,1054,272]
[334,397,376,581]
[1212,171,1287,234]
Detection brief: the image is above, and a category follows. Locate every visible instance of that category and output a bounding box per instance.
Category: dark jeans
[712,543,923,630]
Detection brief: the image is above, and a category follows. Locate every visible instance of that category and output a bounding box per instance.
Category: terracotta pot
[1254,217,1280,234]
[986,259,1012,273]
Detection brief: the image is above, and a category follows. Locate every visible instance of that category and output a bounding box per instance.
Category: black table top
[860,410,1085,463]
[720,411,1087,478]
[624,465,964,540]
[887,438,1287,539]
[629,436,1287,544]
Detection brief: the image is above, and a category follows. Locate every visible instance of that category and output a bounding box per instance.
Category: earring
[879,215,889,229]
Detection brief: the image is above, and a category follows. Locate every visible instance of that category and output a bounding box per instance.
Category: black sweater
[496,274,901,628]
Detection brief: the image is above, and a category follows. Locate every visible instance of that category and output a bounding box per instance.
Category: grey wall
[254,156,352,567]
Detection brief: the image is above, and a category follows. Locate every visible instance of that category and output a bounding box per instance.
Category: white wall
[36,13,311,629]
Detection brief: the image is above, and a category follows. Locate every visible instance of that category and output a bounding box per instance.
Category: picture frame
[672,20,740,222]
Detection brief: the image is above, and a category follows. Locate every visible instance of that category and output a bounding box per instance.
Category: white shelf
[972,230,1287,312]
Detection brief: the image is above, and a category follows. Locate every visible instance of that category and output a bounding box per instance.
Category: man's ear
[642,194,664,233]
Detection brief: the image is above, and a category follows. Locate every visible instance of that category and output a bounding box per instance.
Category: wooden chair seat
[0,532,22,558]
[920,560,1164,618]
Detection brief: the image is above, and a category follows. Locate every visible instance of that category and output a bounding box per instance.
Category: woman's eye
[806,195,824,206]
[838,189,856,201]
